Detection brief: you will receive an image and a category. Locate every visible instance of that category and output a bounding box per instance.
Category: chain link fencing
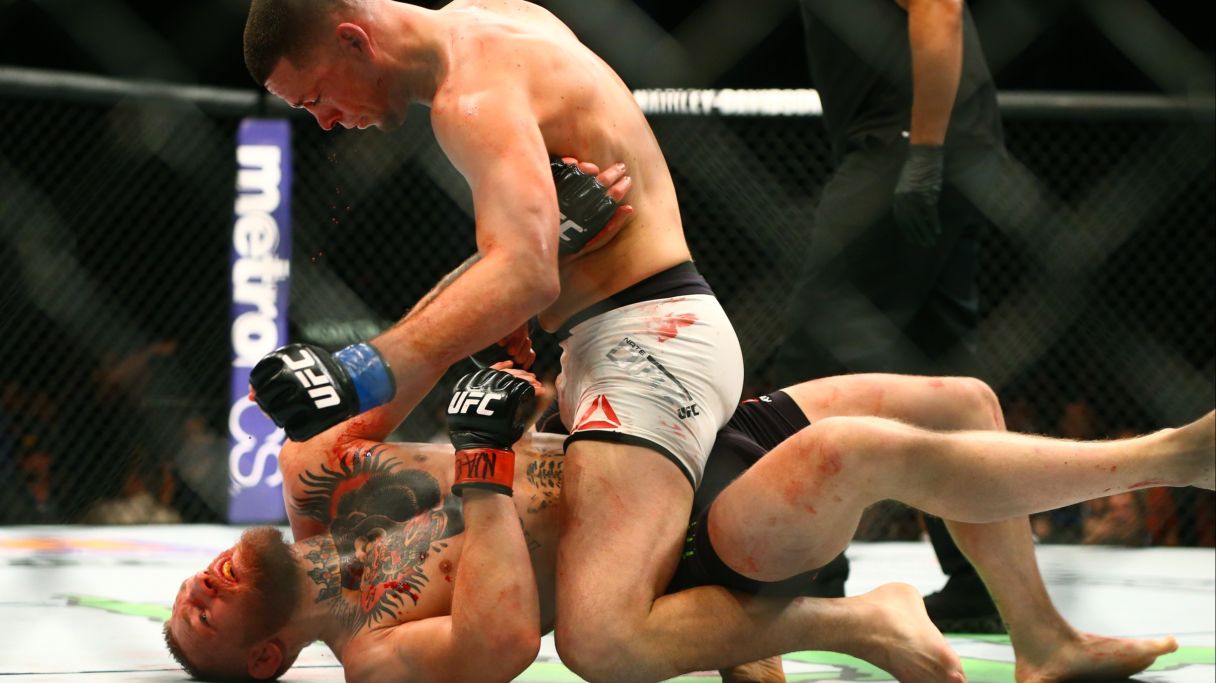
[0,71,1212,547]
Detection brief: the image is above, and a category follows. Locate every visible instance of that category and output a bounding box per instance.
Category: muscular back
[433,0,691,328]
[278,432,565,659]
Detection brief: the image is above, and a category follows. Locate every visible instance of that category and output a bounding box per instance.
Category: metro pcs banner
[227,119,292,523]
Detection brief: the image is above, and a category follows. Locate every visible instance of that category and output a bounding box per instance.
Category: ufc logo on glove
[282,348,341,409]
[448,389,506,416]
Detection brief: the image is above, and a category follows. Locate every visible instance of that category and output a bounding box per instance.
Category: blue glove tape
[333,343,396,412]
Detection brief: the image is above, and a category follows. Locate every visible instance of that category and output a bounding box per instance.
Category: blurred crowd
[848,394,1215,548]
[0,339,228,525]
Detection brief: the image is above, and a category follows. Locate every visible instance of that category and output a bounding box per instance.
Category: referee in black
[775,0,1010,633]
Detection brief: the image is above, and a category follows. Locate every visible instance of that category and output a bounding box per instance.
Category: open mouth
[211,551,238,585]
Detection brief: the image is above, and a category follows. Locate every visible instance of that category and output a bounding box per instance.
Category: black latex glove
[893,143,945,248]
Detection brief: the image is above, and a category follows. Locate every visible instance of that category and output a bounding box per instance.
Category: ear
[247,638,285,680]
[336,22,375,58]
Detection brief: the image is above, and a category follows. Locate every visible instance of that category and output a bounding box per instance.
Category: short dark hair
[163,622,206,680]
[163,622,283,683]
[243,0,349,85]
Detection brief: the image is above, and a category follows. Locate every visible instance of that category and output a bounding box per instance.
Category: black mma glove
[250,343,395,442]
[465,161,615,368]
[892,143,945,248]
[446,368,537,496]
[552,159,617,256]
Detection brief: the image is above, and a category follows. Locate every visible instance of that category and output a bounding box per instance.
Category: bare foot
[1014,631,1178,683]
[720,656,785,683]
[851,583,966,683]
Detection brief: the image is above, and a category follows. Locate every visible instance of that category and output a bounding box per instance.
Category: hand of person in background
[892,143,945,247]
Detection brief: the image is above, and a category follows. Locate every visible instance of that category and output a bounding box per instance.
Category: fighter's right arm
[342,489,540,683]
[344,370,543,683]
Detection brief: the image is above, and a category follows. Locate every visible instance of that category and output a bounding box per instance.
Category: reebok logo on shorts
[573,395,622,431]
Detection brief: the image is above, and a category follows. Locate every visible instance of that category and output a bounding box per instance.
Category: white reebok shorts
[557,294,744,489]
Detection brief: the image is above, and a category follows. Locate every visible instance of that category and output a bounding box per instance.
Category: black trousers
[775,135,1008,583]
[773,135,1001,380]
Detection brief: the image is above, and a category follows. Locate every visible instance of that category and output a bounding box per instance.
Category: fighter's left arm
[363,87,560,400]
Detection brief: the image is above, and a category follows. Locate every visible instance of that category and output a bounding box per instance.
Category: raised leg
[710,374,1201,680]
[713,376,1208,570]
[552,441,963,683]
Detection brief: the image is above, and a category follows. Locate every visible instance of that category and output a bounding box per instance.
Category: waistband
[555,261,713,341]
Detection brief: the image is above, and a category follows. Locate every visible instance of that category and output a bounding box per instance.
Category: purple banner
[227,119,292,523]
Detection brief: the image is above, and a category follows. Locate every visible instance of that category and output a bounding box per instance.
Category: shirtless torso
[423,0,690,328]
[277,432,566,665]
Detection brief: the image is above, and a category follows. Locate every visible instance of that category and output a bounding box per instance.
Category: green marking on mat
[62,594,171,622]
[1151,647,1216,668]
[58,598,1216,681]
[784,650,894,680]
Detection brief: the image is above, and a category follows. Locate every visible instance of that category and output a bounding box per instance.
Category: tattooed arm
[274,256,489,499]
[344,489,540,683]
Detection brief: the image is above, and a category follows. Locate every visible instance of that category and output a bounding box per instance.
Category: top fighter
[242,1,754,679]
[240,2,1207,681]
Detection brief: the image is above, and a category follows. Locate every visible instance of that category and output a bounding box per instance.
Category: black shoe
[923,573,1006,634]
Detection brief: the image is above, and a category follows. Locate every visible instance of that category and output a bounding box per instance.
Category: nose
[313,110,342,131]
[190,573,218,603]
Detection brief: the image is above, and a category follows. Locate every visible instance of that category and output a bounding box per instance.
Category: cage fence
[0,68,1212,548]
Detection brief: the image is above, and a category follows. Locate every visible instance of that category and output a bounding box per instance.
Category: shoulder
[430,85,544,183]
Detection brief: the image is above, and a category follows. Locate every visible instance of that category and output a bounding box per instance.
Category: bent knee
[949,377,1004,430]
[555,621,639,683]
[795,415,899,468]
[801,415,941,473]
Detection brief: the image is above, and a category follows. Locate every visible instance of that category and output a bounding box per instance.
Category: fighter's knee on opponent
[554,616,652,683]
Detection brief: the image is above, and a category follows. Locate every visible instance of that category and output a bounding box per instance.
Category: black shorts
[666,391,828,597]
[536,390,825,597]
[688,391,809,519]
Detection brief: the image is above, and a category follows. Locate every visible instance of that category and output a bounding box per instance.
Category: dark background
[1,1,1212,540]
[1,0,1212,94]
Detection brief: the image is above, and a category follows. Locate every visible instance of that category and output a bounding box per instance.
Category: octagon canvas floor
[1,525,1212,682]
